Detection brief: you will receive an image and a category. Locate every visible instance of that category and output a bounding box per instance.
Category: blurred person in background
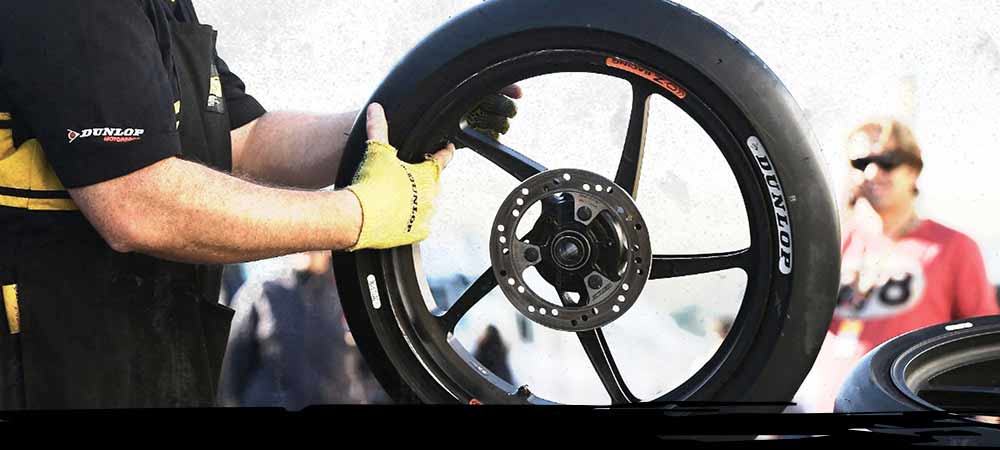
[218,251,388,408]
[790,118,999,413]
[474,325,514,385]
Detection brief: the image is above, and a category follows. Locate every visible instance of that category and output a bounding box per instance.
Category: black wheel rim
[352,30,790,405]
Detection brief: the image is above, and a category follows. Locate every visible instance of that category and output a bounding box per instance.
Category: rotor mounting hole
[592,307,599,315]
[521,188,529,196]
[552,309,559,316]
[595,185,603,192]
[507,278,515,286]
[581,315,589,321]
[634,223,643,231]
[502,247,509,255]
[499,236,507,244]
[617,295,625,302]
[583,184,591,191]
[634,257,642,264]
[563,173,571,181]
[499,270,507,277]
[527,305,536,313]
[540,308,547,315]
[516,198,524,206]
[517,286,525,294]
[612,305,621,313]
[512,210,520,217]
[497,224,505,232]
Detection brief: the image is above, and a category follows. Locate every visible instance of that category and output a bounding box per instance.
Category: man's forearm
[70,156,362,265]
[231,110,358,189]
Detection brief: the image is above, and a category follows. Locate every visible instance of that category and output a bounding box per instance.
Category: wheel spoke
[576,328,639,404]
[556,289,637,404]
[649,248,751,280]
[614,82,653,197]
[452,127,546,181]
[440,266,497,332]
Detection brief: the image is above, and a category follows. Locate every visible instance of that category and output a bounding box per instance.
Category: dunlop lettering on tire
[747,136,792,275]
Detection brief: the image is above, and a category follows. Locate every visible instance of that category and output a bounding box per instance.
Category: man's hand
[345,103,454,251]
[463,84,522,140]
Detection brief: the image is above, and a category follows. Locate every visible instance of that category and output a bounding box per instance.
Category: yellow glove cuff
[346,141,442,251]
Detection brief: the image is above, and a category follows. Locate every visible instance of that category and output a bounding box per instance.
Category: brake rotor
[489,168,652,331]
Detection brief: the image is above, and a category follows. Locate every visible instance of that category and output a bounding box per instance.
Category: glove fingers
[469,114,510,135]
[478,94,517,118]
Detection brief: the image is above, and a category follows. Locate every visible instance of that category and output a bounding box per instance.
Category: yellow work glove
[345,103,453,251]
[345,140,444,251]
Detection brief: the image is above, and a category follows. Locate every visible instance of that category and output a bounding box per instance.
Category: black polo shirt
[0,0,265,189]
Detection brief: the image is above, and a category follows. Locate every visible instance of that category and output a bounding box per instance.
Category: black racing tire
[835,314,1000,414]
[333,0,840,407]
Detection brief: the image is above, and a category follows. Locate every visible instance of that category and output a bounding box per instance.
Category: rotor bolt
[524,247,540,263]
[587,274,603,290]
[577,206,592,221]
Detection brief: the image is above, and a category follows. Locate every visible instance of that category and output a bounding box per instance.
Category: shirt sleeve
[949,233,1000,319]
[214,53,266,130]
[0,0,182,189]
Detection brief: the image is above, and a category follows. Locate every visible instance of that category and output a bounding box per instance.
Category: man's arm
[70,155,362,264]
[71,104,451,264]
[231,110,358,189]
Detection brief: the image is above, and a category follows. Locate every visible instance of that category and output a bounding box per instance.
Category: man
[0,0,518,409]
[218,251,388,408]
[791,118,998,413]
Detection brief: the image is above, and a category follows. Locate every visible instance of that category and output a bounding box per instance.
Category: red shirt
[830,218,999,355]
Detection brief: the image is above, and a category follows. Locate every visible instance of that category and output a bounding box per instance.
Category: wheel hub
[551,231,590,270]
[490,168,652,332]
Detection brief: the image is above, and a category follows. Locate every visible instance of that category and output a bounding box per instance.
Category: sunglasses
[850,152,916,172]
